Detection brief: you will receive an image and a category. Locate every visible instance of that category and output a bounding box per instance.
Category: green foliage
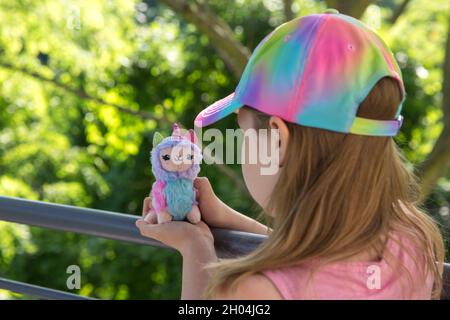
[0,0,449,299]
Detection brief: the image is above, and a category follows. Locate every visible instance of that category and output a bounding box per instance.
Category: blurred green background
[0,0,449,299]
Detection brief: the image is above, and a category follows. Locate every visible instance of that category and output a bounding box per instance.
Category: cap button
[324,8,339,14]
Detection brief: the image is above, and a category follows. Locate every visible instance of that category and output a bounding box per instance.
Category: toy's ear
[185,129,198,144]
[153,132,164,147]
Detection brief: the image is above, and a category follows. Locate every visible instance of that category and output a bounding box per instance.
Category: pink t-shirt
[261,232,434,299]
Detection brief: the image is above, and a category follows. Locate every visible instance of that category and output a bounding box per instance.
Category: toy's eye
[186,154,194,160]
[162,154,171,161]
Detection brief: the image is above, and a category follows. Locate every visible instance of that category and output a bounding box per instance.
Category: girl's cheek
[241,136,279,214]
[242,162,263,205]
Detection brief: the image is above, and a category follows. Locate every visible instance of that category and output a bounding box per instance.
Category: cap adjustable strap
[349,115,404,136]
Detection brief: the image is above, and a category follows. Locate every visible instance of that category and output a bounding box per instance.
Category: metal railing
[0,195,449,300]
[0,195,266,299]
[0,278,96,300]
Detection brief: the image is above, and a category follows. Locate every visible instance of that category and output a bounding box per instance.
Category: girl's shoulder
[261,230,434,300]
[214,273,283,299]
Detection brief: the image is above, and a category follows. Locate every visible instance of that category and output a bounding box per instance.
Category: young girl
[136,10,445,299]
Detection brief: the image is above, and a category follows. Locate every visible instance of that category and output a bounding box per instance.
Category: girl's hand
[193,177,227,227]
[194,177,271,235]
[142,196,157,222]
[136,197,215,255]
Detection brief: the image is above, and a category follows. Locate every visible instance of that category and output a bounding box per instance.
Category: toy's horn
[172,123,181,137]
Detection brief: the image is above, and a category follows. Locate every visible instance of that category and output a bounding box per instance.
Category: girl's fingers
[136,219,166,240]
[142,196,153,217]
[135,219,214,253]
[144,210,158,224]
[142,197,149,216]
[136,219,158,238]
[194,187,199,200]
[194,177,209,192]
[194,177,213,199]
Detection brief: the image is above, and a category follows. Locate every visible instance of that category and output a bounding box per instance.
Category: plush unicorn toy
[148,124,202,224]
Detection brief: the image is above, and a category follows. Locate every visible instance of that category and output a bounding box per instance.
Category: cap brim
[194,92,242,127]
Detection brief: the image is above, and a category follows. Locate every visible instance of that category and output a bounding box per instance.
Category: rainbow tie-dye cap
[194,10,406,136]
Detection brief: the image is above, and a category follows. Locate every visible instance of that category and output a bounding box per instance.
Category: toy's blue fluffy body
[164,178,195,220]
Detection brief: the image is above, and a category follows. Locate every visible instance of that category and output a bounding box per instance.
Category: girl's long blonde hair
[204,77,445,299]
